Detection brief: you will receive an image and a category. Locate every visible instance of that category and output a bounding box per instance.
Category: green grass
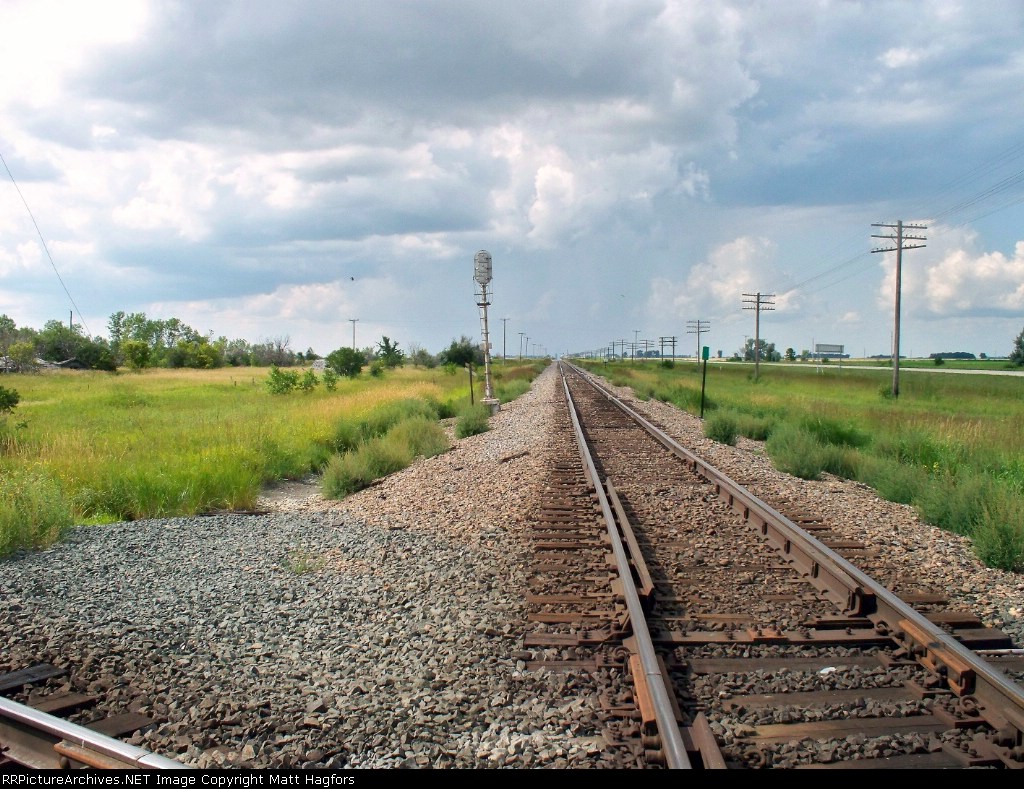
[455,402,493,439]
[577,358,1024,571]
[0,366,466,555]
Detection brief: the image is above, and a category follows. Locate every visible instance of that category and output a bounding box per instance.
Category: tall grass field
[578,359,1024,572]
[0,361,545,557]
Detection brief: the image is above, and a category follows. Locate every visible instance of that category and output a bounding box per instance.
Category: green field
[0,361,543,556]
[577,359,1024,572]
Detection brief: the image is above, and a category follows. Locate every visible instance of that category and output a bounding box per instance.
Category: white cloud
[923,240,1024,315]
[647,236,779,320]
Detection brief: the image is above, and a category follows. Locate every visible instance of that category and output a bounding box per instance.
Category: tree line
[0,311,487,374]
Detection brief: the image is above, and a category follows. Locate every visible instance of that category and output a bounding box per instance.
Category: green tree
[322,367,339,392]
[784,347,796,362]
[377,336,405,368]
[1011,326,1024,366]
[438,336,483,367]
[121,339,152,370]
[7,341,37,372]
[326,347,365,378]
[299,369,318,392]
[743,338,781,363]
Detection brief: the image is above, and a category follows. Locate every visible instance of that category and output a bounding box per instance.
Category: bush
[322,367,339,392]
[704,412,739,446]
[455,403,491,438]
[325,347,365,378]
[299,369,318,393]
[0,386,19,415]
[265,365,299,394]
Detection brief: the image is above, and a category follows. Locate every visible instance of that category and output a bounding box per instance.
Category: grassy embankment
[0,361,545,556]
[577,359,1024,572]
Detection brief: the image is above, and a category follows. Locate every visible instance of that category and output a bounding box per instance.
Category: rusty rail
[560,368,692,768]
[564,361,1024,767]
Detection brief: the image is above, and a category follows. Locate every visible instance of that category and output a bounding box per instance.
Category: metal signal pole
[474,251,499,411]
[348,318,359,350]
[742,293,775,382]
[872,221,927,398]
[501,318,508,362]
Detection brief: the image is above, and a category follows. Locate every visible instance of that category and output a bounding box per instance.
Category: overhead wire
[0,150,92,336]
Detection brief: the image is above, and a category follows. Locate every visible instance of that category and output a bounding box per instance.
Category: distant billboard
[815,343,844,354]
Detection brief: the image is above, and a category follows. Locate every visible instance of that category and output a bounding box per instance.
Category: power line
[1,150,91,336]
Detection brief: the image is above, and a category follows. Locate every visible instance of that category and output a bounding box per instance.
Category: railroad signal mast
[871,221,927,399]
[474,250,500,413]
[742,293,775,382]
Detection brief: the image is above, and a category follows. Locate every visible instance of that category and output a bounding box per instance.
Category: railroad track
[523,361,1024,769]
[0,663,187,769]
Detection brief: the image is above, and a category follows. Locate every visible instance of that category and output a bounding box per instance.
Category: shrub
[0,386,18,414]
[321,367,339,392]
[455,403,491,438]
[299,369,318,392]
[265,365,299,394]
[704,411,739,446]
[325,347,365,378]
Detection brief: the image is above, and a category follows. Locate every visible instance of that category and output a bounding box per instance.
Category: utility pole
[872,221,927,398]
[525,336,530,358]
[518,332,525,361]
[686,319,710,364]
[501,318,508,362]
[742,293,775,382]
[348,318,359,350]
[633,329,640,362]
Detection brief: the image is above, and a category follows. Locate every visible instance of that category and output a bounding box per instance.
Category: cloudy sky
[2,0,1023,359]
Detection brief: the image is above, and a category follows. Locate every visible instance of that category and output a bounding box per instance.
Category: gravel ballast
[1,362,1021,769]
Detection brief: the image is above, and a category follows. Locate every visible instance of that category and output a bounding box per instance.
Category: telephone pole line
[686,319,710,364]
[871,220,927,398]
[742,293,775,382]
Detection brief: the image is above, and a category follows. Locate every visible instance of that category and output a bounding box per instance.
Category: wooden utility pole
[742,293,775,382]
[871,221,927,398]
[686,319,710,364]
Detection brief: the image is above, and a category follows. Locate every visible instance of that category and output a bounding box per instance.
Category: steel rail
[0,696,190,769]
[565,361,1024,748]
[559,366,692,769]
